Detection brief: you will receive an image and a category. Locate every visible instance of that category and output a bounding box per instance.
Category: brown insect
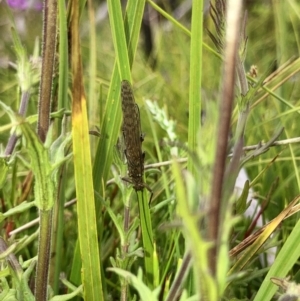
[120,80,152,195]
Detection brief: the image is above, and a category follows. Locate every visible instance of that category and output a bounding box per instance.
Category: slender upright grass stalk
[186,0,214,297]
[187,0,203,176]
[137,189,154,285]
[208,0,242,275]
[51,0,69,293]
[273,1,289,69]
[86,0,97,154]
[107,0,131,81]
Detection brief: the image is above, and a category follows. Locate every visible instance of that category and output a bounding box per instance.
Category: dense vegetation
[0,0,300,300]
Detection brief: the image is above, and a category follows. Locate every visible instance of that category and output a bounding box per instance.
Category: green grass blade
[86,0,97,149]
[72,82,103,301]
[187,0,203,175]
[107,0,131,81]
[138,191,154,285]
[52,0,69,293]
[70,1,103,299]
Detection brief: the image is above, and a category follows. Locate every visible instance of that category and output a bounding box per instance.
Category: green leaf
[19,122,55,211]
[0,278,17,301]
[235,180,250,214]
[0,158,9,189]
[49,285,83,301]
[108,268,161,301]
[0,202,36,223]
[187,0,203,175]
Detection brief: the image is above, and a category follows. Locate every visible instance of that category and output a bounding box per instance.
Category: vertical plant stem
[123,204,131,251]
[165,251,192,301]
[208,0,242,275]
[35,0,58,300]
[35,210,53,301]
[17,120,56,301]
[37,0,58,142]
[138,190,154,285]
[121,200,131,301]
[51,0,69,293]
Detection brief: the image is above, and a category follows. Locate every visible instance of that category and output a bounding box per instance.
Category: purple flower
[6,0,43,11]
[7,0,27,9]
